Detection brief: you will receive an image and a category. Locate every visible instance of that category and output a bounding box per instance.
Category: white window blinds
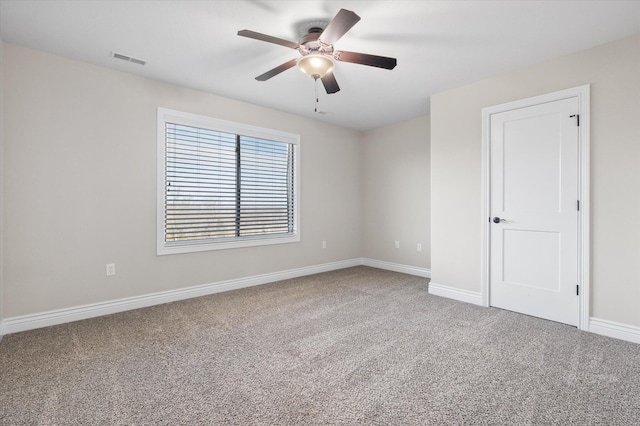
[238,136,295,237]
[165,123,296,243]
[158,108,299,255]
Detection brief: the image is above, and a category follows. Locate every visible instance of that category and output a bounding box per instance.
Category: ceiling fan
[237,8,397,94]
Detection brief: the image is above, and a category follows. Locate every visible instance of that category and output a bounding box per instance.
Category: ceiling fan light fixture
[297,54,335,79]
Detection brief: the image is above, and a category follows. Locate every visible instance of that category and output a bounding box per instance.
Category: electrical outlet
[106,263,116,276]
[394,241,400,249]
[322,241,327,249]
[417,243,422,252]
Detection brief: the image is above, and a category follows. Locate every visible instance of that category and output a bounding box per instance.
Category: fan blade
[255,59,298,81]
[321,72,340,94]
[334,50,397,70]
[238,30,299,49]
[319,9,360,45]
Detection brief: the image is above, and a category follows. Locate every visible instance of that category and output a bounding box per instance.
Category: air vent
[111,51,146,65]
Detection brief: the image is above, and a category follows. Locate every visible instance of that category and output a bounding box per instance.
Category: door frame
[480,85,591,330]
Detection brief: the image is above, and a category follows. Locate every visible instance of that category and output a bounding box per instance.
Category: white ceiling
[1,1,639,130]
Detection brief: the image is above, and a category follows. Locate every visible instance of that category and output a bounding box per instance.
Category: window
[157,108,299,255]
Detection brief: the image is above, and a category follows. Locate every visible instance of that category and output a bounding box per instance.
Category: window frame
[157,108,300,255]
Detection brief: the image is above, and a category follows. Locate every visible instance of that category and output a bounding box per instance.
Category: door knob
[492,217,507,223]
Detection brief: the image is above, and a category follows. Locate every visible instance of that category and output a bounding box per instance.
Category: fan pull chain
[314,77,319,113]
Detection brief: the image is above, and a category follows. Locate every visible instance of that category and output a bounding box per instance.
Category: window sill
[157,233,300,256]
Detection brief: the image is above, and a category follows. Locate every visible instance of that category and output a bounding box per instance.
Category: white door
[490,97,579,326]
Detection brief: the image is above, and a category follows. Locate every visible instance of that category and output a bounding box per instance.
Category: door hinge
[576,284,580,296]
[577,200,580,211]
[570,114,580,126]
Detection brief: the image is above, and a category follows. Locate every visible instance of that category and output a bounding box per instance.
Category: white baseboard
[4,260,639,347]
[588,318,640,344]
[425,284,640,345]
[361,258,431,278]
[0,258,361,335]
[428,282,483,306]
[0,257,431,336]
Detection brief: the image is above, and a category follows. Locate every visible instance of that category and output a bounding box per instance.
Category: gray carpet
[1,266,639,425]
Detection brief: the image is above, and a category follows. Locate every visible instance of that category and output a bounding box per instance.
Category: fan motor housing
[299,27,333,56]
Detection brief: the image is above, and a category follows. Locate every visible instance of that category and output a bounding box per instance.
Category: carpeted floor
[1,266,639,425]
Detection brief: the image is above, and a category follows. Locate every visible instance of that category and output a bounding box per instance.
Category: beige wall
[431,34,640,326]
[2,43,363,318]
[362,116,430,269]
[0,39,4,327]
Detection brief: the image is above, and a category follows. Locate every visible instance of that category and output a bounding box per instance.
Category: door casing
[480,85,590,330]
